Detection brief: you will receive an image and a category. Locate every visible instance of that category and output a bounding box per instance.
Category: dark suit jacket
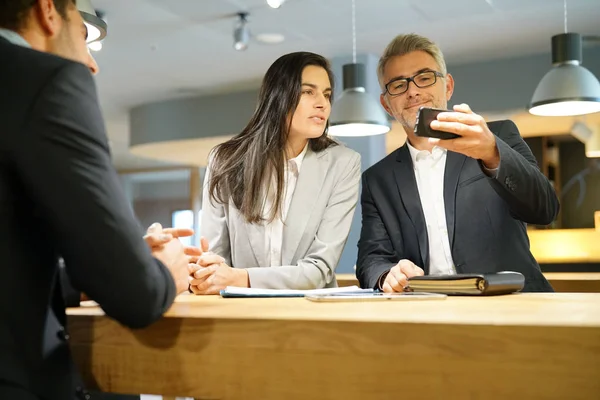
[356,120,559,292]
[0,38,177,399]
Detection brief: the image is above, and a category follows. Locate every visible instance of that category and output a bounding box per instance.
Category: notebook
[405,271,525,296]
[220,285,373,298]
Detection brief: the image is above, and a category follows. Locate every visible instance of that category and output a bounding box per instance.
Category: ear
[34,0,62,37]
[87,51,99,75]
[445,73,455,102]
[379,93,394,117]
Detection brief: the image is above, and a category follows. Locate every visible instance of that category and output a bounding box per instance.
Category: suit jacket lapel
[394,145,429,270]
[443,151,466,251]
[244,214,268,267]
[282,148,326,265]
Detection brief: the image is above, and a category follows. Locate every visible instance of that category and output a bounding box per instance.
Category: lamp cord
[352,0,356,63]
[564,0,567,33]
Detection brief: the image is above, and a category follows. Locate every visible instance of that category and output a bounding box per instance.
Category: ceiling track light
[77,0,107,43]
[88,40,102,52]
[233,12,250,51]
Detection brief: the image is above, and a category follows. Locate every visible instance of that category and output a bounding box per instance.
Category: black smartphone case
[414,107,460,139]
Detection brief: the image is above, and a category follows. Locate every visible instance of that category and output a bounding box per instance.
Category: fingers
[144,224,199,251]
[189,281,216,295]
[433,103,483,129]
[435,113,478,125]
[143,233,172,248]
[162,228,194,238]
[453,103,472,113]
[190,273,220,295]
[383,260,424,293]
[190,276,212,289]
[436,103,473,120]
[430,120,475,137]
[384,267,408,292]
[193,265,217,280]
[382,281,394,293]
[145,223,190,249]
[398,259,424,278]
[146,222,163,235]
[147,223,195,238]
[189,285,202,295]
[200,236,209,253]
[184,246,203,256]
[188,263,201,275]
[197,253,226,267]
[190,283,220,296]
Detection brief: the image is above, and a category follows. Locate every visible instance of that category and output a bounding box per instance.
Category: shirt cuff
[377,270,390,291]
[481,160,500,178]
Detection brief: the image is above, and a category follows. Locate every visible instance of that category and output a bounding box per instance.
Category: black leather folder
[406,271,525,295]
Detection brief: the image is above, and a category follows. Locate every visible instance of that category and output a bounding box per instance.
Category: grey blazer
[200,144,361,289]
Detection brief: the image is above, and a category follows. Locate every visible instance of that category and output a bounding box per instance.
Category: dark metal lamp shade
[529,33,600,117]
[329,64,390,137]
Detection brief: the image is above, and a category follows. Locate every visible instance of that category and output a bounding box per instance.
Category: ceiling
[89,0,600,170]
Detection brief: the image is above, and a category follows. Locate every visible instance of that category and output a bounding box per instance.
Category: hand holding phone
[414,107,460,140]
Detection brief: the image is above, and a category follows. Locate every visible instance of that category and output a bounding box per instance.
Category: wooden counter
[67,293,600,399]
[544,272,600,292]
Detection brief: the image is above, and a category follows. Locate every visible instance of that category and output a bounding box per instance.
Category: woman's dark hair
[208,51,337,223]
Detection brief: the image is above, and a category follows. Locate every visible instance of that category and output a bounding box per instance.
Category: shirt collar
[288,142,309,174]
[406,139,446,164]
[0,29,31,48]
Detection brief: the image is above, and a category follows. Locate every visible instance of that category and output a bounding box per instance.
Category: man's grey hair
[377,33,447,89]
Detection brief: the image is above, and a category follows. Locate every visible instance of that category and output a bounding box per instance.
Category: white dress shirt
[406,141,456,275]
[262,144,308,266]
[0,28,31,48]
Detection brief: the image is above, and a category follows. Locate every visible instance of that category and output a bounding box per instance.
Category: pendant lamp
[329,0,390,136]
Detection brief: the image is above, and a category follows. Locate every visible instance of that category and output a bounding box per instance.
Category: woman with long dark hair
[190,51,361,294]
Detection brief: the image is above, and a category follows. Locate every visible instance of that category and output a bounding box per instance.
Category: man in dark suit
[0,1,196,398]
[356,33,559,293]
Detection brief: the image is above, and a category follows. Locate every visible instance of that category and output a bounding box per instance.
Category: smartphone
[414,107,460,140]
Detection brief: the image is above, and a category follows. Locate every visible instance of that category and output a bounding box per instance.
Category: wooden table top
[69,292,600,328]
[543,272,600,280]
[67,293,600,399]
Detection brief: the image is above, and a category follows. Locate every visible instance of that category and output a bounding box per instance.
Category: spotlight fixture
[266,0,286,8]
[88,40,103,52]
[233,12,250,51]
[77,0,107,43]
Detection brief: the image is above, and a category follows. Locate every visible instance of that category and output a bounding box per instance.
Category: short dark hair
[0,0,76,31]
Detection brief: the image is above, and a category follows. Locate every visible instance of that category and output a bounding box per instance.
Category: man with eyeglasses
[356,33,559,293]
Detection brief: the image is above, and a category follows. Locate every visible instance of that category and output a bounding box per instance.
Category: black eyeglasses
[384,70,445,96]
